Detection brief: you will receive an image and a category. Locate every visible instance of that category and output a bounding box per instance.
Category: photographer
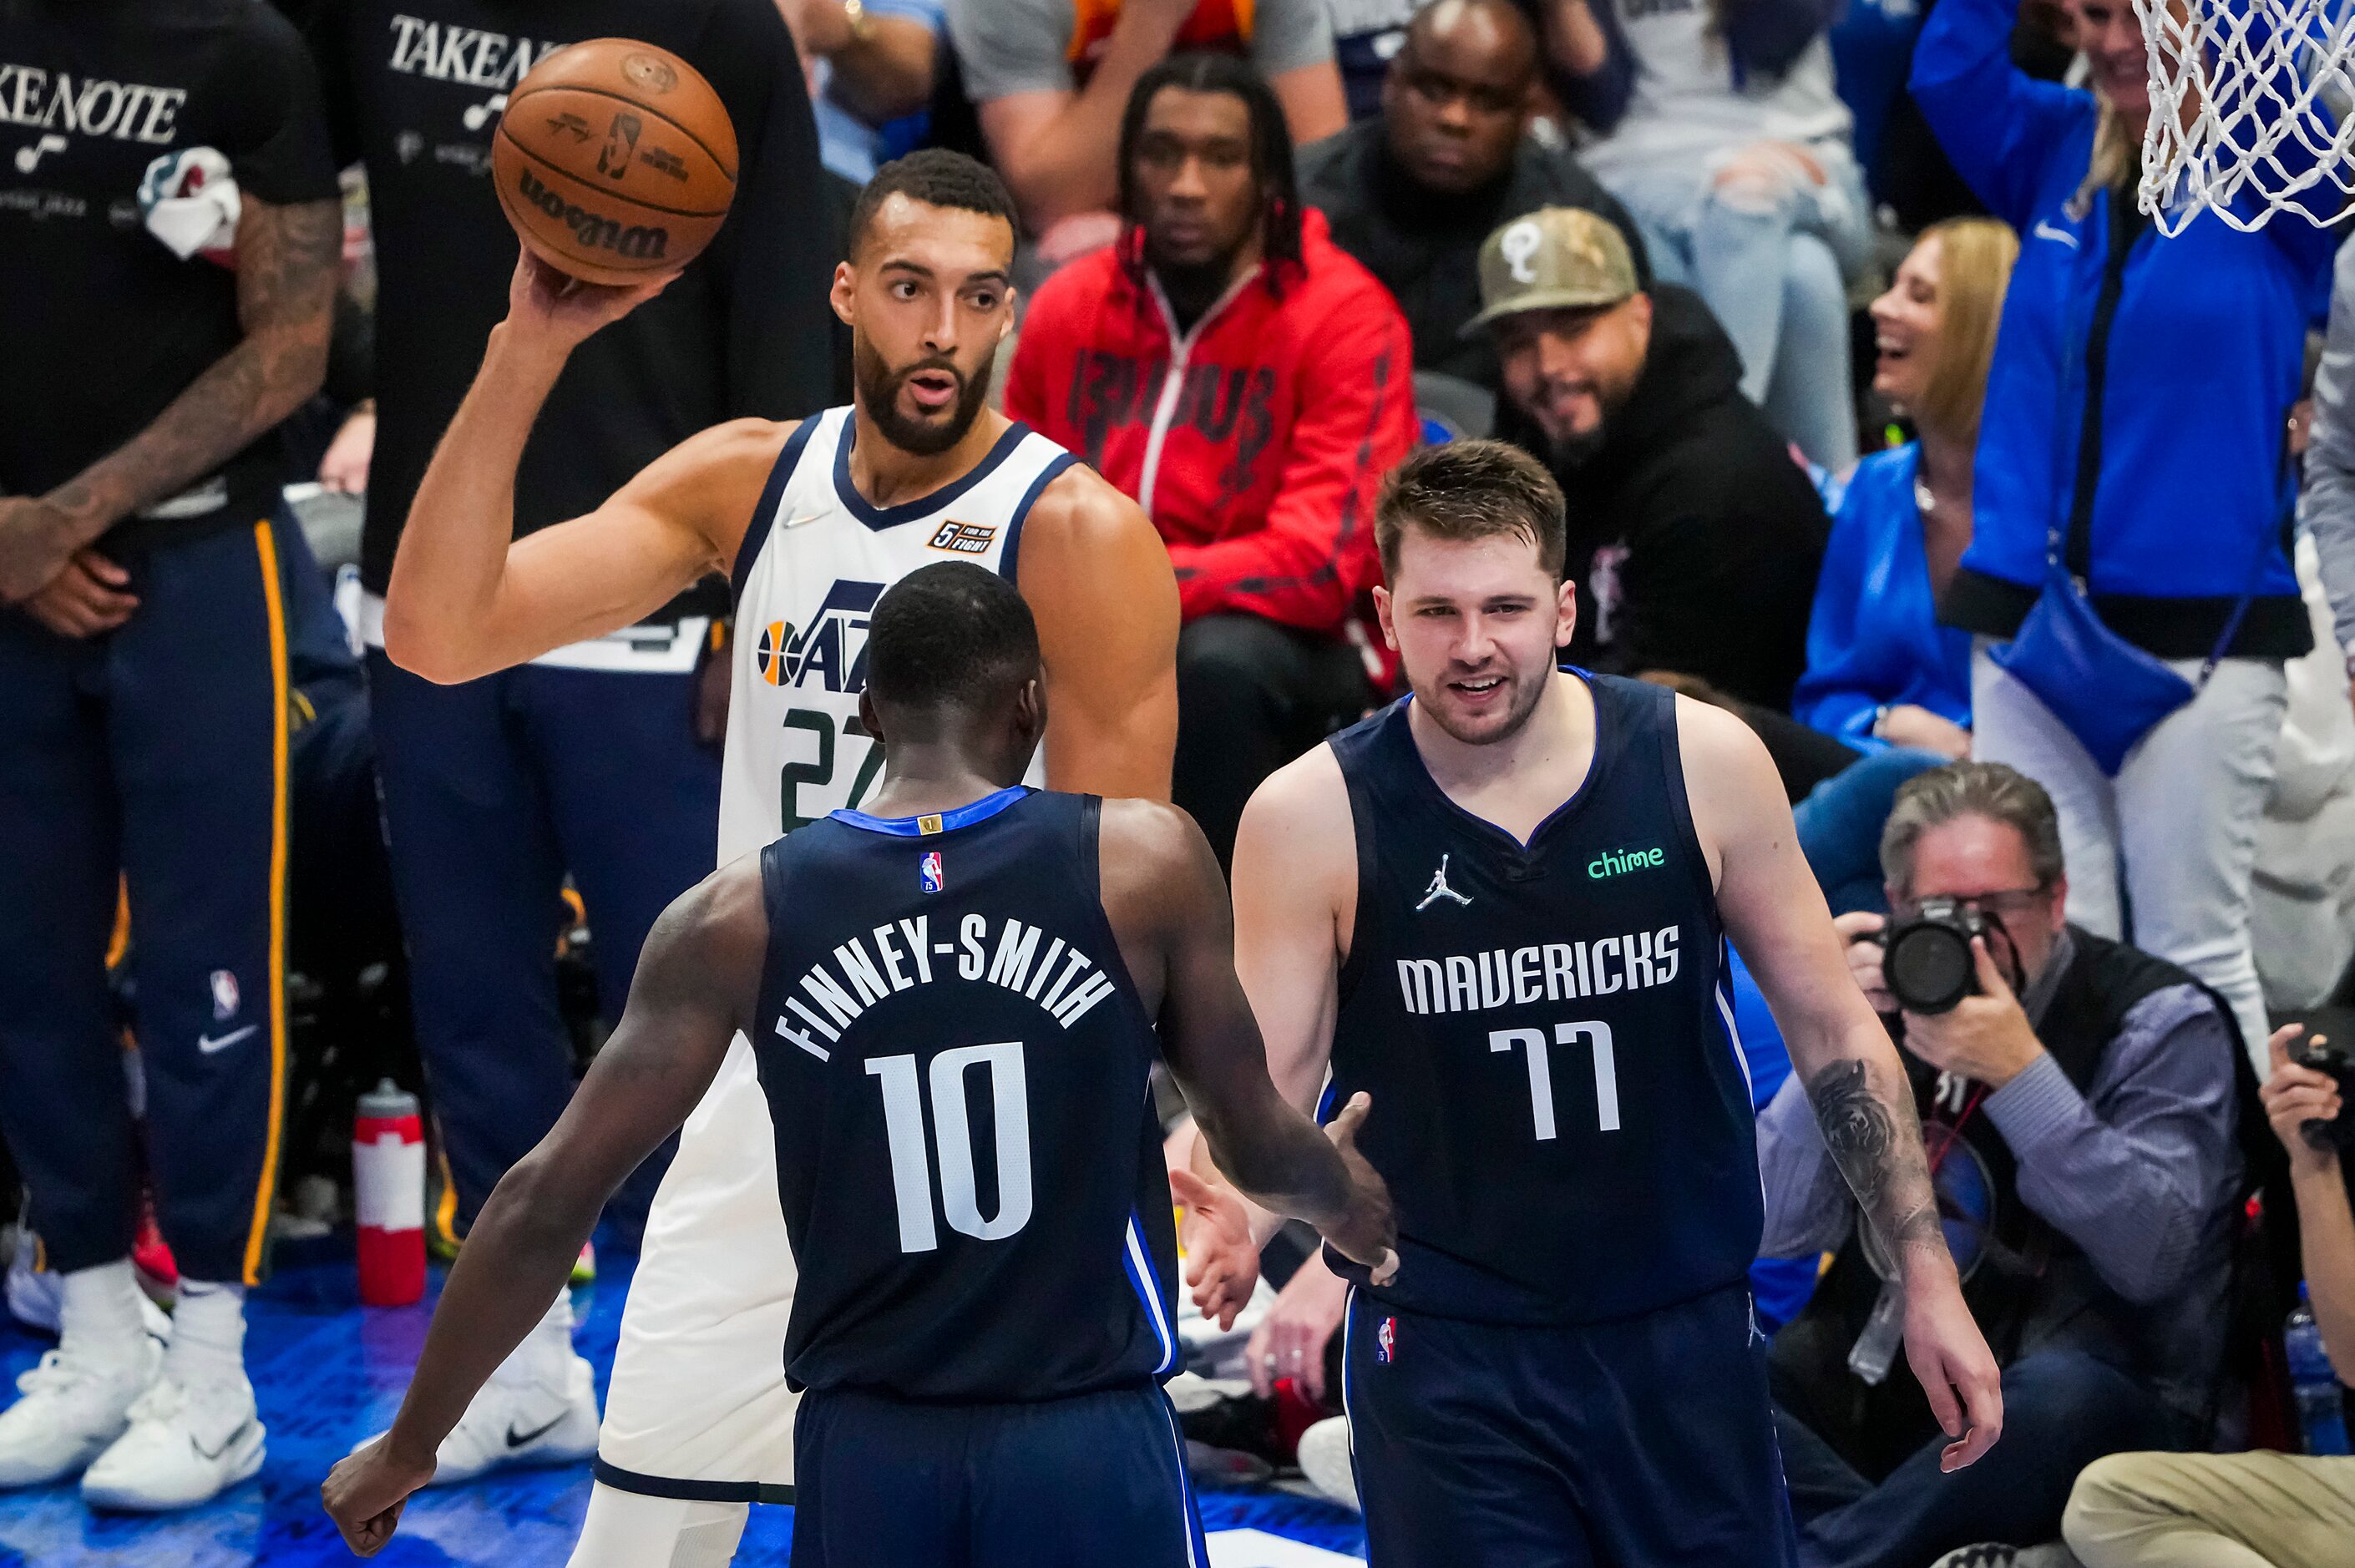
[2059,1025,2355,1567]
[1755,761,2245,1566]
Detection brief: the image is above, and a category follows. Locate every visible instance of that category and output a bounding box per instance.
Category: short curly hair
[850,149,1019,260]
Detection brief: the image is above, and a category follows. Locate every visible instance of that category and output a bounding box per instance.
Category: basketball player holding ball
[360,149,1177,1568]
[1185,443,2004,1565]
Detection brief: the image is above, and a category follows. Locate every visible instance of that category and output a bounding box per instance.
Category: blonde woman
[1795,218,2019,762]
[1912,0,2334,1064]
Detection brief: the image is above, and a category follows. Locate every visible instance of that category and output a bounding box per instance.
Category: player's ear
[1553,574,1578,650]
[830,260,857,328]
[1014,675,1046,746]
[1372,584,1399,652]
[858,688,887,750]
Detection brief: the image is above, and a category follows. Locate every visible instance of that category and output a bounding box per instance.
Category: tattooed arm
[0,195,340,600]
[1676,696,2005,1470]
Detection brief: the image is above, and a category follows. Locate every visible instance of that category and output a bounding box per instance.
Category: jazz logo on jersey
[1376,1315,1396,1363]
[929,520,999,556]
[754,580,886,693]
[920,851,945,893]
[1416,853,1471,911]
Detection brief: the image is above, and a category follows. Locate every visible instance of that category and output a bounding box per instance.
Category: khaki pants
[2064,1449,2355,1567]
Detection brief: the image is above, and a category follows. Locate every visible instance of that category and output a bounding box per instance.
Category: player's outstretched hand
[503,249,681,355]
[1321,1093,1399,1287]
[1171,1166,1262,1332]
[322,1434,434,1556]
[1902,1277,2003,1472]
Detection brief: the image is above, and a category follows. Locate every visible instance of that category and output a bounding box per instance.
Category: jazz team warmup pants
[365,647,721,1242]
[0,519,293,1286]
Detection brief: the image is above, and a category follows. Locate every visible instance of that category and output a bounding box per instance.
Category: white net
[2137,0,2355,232]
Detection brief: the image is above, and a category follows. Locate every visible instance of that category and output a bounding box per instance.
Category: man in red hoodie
[1006,51,1418,865]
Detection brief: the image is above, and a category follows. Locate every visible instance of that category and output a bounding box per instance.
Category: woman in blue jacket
[1912,0,2328,1063]
[1795,217,2017,760]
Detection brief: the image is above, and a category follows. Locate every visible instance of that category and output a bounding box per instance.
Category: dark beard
[1547,422,1608,472]
[1147,250,1243,334]
[853,336,995,458]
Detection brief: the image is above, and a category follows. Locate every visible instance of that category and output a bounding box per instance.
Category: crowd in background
[4,0,2355,1561]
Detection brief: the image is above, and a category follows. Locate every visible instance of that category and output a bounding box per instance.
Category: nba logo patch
[1375,1316,1396,1363]
[919,851,945,894]
[209,969,240,1021]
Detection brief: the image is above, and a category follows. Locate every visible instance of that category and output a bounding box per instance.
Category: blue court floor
[0,1245,1366,1566]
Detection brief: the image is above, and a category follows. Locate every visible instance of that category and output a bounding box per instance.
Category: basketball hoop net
[2137,0,2355,232]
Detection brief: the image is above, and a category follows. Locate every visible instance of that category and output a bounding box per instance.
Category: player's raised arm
[320,857,770,1555]
[1679,696,2003,1472]
[1100,797,1395,1277]
[1018,466,1182,801]
[381,253,780,684]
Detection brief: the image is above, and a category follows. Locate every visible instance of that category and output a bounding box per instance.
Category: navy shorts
[791,1382,1206,1568]
[1343,1281,1799,1568]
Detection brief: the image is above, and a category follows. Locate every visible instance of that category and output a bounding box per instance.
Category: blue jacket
[1794,445,1976,748]
[1912,0,2328,659]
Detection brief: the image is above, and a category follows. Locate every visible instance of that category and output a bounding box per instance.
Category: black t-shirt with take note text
[303,0,835,614]
[0,0,339,539]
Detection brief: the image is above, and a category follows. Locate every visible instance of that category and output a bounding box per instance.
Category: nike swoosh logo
[2032,220,2080,249]
[198,1025,259,1055]
[193,1419,252,1462]
[507,1414,565,1449]
[780,511,828,529]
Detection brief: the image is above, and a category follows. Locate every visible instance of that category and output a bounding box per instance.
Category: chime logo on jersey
[928,520,999,556]
[919,851,945,893]
[1375,1315,1396,1363]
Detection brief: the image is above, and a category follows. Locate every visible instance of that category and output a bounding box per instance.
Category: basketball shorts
[595,1037,802,1500]
[790,1382,1206,1568]
[1342,1280,1799,1568]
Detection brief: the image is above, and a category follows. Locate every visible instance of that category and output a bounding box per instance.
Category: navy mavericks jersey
[1327,675,1762,1324]
[751,787,1181,1402]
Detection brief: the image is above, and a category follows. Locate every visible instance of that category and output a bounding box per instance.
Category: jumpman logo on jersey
[1416,854,1472,911]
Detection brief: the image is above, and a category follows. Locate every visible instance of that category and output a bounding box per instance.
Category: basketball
[491,39,737,287]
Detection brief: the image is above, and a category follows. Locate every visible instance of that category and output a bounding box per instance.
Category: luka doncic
[322,564,1397,1566]
[1213,443,2003,1566]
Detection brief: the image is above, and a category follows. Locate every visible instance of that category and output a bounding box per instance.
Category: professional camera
[2289,1034,2355,1153]
[1881,898,1986,1014]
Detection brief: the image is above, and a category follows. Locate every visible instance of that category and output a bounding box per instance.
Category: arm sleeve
[1756,1075,1859,1257]
[1790,490,1892,747]
[1163,293,1416,630]
[1909,0,2089,230]
[219,8,342,205]
[947,0,1072,103]
[1724,0,1842,83]
[1983,989,2243,1306]
[698,0,838,422]
[2304,240,2355,659]
[1251,0,1340,76]
[1541,0,1638,136]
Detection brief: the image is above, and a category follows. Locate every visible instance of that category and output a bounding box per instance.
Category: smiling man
[1192,439,2000,1566]
[1477,205,1827,710]
[1005,52,1417,867]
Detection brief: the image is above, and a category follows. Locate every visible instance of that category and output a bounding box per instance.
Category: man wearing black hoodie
[1476,207,1827,711]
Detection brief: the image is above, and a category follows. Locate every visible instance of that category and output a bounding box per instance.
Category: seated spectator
[1005,53,1418,863]
[1522,0,1875,469]
[2059,1024,2355,1568]
[782,0,946,185]
[1759,761,2245,1568]
[948,0,1347,269]
[1299,0,1648,394]
[1795,218,2018,760]
[1477,206,1827,708]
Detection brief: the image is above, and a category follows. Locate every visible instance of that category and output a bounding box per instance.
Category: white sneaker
[0,1338,163,1489]
[1294,1415,1359,1512]
[418,1352,600,1486]
[80,1374,265,1511]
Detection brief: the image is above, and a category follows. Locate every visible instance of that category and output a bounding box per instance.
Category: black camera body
[1881,898,1986,1014]
[2290,1035,2355,1153]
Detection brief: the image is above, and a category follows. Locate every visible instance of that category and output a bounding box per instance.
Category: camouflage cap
[1463,207,1639,336]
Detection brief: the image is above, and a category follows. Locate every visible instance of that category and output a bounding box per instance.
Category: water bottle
[2287,1282,2351,1457]
[353,1080,427,1307]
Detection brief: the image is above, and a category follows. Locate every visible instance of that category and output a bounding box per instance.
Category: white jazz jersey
[596,406,1073,1496]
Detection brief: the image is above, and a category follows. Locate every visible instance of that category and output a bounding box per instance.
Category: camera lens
[1886,923,1975,1014]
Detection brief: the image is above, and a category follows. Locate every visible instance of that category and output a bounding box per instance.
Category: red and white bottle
[353,1080,427,1307]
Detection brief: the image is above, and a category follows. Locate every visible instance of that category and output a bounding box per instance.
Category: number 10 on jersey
[867,1041,1036,1253]
[1489,1021,1618,1141]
